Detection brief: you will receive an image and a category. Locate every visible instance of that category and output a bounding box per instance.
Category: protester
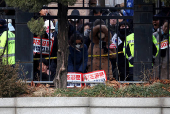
[77,22,92,49]
[44,20,55,40]
[107,12,119,36]
[110,21,131,81]
[69,9,82,31]
[68,32,88,73]
[34,58,56,81]
[87,19,116,78]
[153,20,170,79]
[33,7,56,81]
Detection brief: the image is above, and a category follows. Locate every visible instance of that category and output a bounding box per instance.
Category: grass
[52,82,170,97]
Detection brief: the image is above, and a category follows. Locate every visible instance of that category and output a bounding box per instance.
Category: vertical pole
[133,1,153,81]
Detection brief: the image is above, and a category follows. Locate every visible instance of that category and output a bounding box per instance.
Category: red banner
[33,37,54,55]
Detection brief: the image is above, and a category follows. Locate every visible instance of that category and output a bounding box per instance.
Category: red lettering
[42,41,46,46]
[46,41,49,47]
[37,39,41,45]
[95,73,99,79]
[90,74,94,79]
[99,72,104,78]
[71,75,76,80]
[67,75,71,80]
[33,39,36,45]
[85,75,89,80]
[76,75,80,80]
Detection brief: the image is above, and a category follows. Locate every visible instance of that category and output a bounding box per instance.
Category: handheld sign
[67,72,83,88]
[83,70,107,87]
[161,40,170,49]
[33,37,54,55]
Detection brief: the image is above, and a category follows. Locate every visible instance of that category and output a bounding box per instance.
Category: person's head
[39,5,48,16]
[77,22,92,37]
[119,21,131,35]
[37,58,48,72]
[43,5,48,14]
[162,20,170,34]
[69,32,83,48]
[89,0,97,7]
[93,9,102,16]
[39,9,48,16]
[70,9,80,21]
[84,22,92,37]
[94,19,105,26]
[152,14,164,31]
[69,9,81,27]
[153,19,160,30]
[109,12,118,26]
[0,19,6,27]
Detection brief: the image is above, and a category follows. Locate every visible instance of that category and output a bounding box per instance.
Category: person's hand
[51,37,54,40]
[47,70,51,75]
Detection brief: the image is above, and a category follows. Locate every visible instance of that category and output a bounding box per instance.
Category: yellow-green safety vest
[123,33,159,68]
[0,31,15,65]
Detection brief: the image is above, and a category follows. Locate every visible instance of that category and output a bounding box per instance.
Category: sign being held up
[33,37,54,55]
[161,39,170,49]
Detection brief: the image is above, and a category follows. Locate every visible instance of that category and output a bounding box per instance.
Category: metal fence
[0,0,170,85]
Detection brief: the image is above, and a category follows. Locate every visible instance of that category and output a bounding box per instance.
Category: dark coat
[68,44,88,73]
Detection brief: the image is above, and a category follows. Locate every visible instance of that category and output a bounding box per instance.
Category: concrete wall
[0,97,170,114]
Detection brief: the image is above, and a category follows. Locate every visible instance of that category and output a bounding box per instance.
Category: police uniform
[0,31,15,65]
[123,33,159,80]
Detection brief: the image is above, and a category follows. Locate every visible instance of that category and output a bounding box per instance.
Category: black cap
[71,9,80,16]
[0,19,6,26]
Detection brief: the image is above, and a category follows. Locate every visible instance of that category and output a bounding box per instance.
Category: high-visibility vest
[123,33,159,68]
[0,31,15,65]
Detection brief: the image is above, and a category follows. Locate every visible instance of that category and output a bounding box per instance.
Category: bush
[0,63,27,97]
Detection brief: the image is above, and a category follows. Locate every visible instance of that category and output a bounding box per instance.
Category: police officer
[123,33,159,81]
[0,19,15,65]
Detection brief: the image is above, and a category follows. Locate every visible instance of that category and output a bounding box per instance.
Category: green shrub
[0,63,27,97]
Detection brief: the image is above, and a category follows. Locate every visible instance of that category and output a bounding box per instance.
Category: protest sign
[161,40,170,49]
[83,70,107,86]
[67,72,83,88]
[33,37,54,55]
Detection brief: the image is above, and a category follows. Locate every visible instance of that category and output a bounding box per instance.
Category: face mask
[119,28,130,35]
[75,44,81,49]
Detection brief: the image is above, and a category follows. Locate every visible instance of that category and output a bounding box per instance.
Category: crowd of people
[1,0,169,81]
[31,0,170,81]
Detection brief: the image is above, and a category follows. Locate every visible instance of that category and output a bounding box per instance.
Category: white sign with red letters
[161,40,170,49]
[83,70,107,86]
[67,72,83,88]
[33,37,54,55]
